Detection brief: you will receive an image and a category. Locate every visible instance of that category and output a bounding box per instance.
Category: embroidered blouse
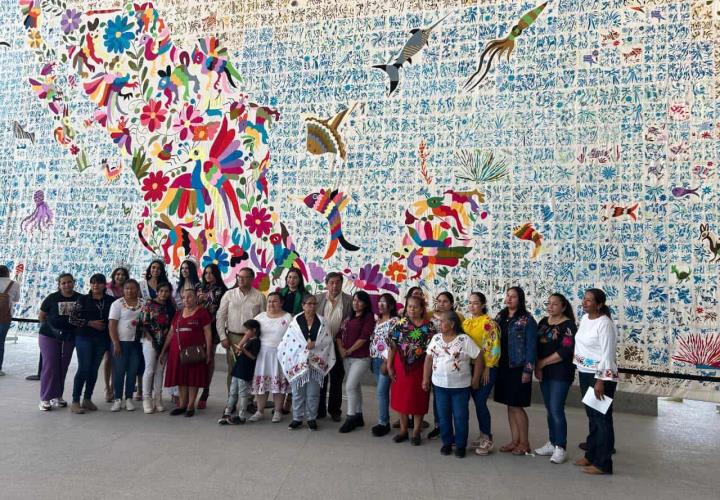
[427,333,481,389]
[369,318,398,359]
[537,317,577,382]
[573,315,618,382]
[389,316,437,366]
[462,314,501,368]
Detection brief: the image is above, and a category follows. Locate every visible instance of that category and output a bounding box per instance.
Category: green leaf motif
[131,148,151,180]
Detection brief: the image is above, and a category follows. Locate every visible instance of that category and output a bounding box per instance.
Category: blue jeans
[371,357,390,425]
[434,384,470,450]
[113,341,141,400]
[72,336,107,402]
[0,322,10,371]
[291,378,321,421]
[579,372,616,473]
[539,379,571,448]
[470,367,497,439]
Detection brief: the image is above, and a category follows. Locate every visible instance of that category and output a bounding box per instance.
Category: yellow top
[462,314,501,368]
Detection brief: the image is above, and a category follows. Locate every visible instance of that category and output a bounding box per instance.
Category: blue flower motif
[103,15,135,54]
[202,247,229,273]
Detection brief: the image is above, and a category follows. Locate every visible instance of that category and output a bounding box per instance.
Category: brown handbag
[177,329,206,365]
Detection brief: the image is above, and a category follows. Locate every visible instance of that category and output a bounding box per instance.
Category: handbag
[177,328,206,365]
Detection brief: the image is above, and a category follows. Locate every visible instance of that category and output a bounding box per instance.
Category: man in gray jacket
[315,272,352,420]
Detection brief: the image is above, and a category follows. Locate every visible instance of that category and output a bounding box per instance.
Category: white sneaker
[125,399,135,411]
[51,398,68,408]
[271,410,282,423]
[154,396,165,412]
[143,399,154,414]
[39,400,52,411]
[474,438,494,456]
[535,441,555,456]
[470,434,486,448]
[0,370,6,376]
[550,446,567,464]
[248,410,264,422]
[110,399,122,412]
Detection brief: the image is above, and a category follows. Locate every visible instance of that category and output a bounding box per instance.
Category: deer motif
[699,223,720,263]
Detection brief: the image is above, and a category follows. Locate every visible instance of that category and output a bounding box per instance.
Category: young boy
[218,319,261,425]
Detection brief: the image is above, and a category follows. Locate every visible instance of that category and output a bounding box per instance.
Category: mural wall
[1,0,719,401]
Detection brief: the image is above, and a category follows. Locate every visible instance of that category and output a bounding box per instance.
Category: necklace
[93,296,105,315]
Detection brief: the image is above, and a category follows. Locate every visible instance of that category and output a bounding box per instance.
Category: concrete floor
[1,336,719,500]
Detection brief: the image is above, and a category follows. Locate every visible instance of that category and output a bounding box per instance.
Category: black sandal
[411,434,422,446]
[393,433,409,443]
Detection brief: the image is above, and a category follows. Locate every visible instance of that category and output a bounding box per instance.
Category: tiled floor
[1,336,718,500]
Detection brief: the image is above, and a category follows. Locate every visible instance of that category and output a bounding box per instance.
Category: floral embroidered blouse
[462,314,501,368]
[573,315,618,382]
[369,317,397,359]
[138,299,175,353]
[389,316,437,366]
[199,283,225,317]
[427,333,481,389]
[537,317,576,382]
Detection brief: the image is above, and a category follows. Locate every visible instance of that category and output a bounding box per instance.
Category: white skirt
[251,346,290,395]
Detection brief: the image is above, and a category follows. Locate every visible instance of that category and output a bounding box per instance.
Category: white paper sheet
[582,387,613,415]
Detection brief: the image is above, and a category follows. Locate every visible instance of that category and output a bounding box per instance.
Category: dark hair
[350,291,373,319]
[436,291,456,310]
[156,281,173,294]
[243,319,261,338]
[109,267,129,287]
[549,293,576,324]
[267,291,282,301]
[585,288,612,319]
[301,293,317,305]
[469,292,488,315]
[89,273,107,284]
[285,268,306,294]
[124,279,140,290]
[441,310,465,334]
[378,293,399,318]
[238,267,255,279]
[0,265,9,278]
[178,260,200,291]
[325,271,343,284]
[144,259,169,282]
[57,273,74,285]
[405,286,424,303]
[202,264,227,292]
[498,286,528,320]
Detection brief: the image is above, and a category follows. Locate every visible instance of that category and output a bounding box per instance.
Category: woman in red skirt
[387,295,436,446]
[160,287,212,417]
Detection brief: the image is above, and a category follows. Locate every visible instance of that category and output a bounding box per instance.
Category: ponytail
[586,288,612,319]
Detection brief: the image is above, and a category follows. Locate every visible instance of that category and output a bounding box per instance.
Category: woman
[109,280,144,411]
[494,286,538,456]
[139,259,169,300]
[427,291,465,440]
[138,281,175,413]
[534,293,577,464]
[106,267,129,298]
[197,263,227,409]
[174,259,201,307]
[161,287,213,417]
[387,295,437,445]
[369,293,398,437]
[249,292,292,422]
[277,294,336,431]
[573,288,618,475]
[37,273,81,411]
[337,291,376,433]
[463,292,501,456]
[103,267,129,401]
[279,268,306,315]
[69,273,115,414]
[423,311,482,458]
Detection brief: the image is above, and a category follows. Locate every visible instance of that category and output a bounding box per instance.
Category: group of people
[28,259,619,475]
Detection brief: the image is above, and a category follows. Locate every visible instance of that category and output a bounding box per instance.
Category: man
[216,267,266,389]
[315,272,352,421]
[0,265,21,376]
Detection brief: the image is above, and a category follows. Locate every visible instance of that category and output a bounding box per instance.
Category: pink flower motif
[140,99,167,132]
[244,207,273,237]
[172,104,203,141]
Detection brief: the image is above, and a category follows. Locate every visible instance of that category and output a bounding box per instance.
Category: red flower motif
[69,144,79,155]
[172,104,203,141]
[142,171,170,202]
[244,207,272,237]
[140,99,167,132]
[191,121,220,142]
[385,261,407,283]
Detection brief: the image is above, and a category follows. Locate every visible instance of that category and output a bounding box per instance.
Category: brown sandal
[499,442,518,453]
[512,446,531,456]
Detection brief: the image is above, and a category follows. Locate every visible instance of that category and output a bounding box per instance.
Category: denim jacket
[497,312,538,374]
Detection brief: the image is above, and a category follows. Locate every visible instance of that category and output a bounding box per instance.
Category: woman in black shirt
[533,293,577,464]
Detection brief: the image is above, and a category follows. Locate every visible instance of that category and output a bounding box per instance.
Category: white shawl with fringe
[278,313,336,388]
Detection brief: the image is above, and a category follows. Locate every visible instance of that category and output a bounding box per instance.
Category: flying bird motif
[373,14,450,96]
[464,2,548,91]
[305,103,357,161]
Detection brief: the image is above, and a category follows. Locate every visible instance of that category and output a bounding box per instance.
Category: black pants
[579,372,616,473]
[318,343,345,417]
